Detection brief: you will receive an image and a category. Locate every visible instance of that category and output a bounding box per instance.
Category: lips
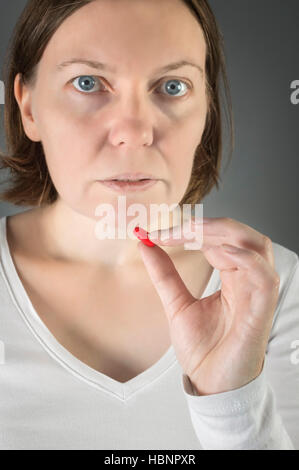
[98,179,158,193]
[111,179,149,182]
[101,172,156,182]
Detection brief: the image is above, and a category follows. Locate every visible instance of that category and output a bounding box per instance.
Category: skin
[14,0,208,272]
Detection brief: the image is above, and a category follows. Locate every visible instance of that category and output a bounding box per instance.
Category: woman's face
[17,0,208,224]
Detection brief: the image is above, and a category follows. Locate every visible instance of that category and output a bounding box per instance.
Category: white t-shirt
[0,214,298,450]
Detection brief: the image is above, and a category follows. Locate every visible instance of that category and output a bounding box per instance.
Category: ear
[14,73,41,142]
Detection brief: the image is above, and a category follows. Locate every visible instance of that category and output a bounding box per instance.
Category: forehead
[41,0,206,76]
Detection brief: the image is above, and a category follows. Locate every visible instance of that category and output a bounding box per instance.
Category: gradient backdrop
[0,0,298,254]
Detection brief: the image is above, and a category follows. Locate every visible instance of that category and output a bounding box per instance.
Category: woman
[0,0,298,450]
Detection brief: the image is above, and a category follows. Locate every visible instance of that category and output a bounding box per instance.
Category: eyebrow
[56,58,203,76]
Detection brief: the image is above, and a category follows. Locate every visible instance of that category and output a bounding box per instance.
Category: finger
[148,221,205,250]
[207,243,280,334]
[149,217,275,268]
[195,217,275,267]
[206,243,280,296]
[137,241,196,321]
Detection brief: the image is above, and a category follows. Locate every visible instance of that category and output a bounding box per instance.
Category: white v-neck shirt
[0,214,298,450]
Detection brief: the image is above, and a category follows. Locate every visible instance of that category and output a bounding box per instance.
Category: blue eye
[72,76,102,93]
[159,79,190,97]
[71,75,191,97]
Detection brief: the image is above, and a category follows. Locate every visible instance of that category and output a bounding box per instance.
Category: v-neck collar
[0,215,220,401]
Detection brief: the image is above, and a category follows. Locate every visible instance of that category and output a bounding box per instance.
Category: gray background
[0,0,298,255]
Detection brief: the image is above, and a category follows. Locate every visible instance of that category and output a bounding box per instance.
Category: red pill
[133,226,156,247]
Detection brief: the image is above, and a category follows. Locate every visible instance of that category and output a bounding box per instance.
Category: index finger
[148,216,275,266]
[148,219,204,250]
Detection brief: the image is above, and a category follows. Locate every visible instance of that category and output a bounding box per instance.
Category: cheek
[164,103,208,178]
[36,98,101,182]
[36,81,99,150]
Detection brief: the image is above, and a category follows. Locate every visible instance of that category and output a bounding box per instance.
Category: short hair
[0,0,234,209]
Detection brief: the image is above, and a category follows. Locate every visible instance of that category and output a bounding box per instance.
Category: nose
[108,87,154,148]
[110,119,153,149]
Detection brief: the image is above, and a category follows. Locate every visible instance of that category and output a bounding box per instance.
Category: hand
[136,217,280,395]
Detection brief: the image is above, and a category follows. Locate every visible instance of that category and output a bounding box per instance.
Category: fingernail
[133,226,156,247]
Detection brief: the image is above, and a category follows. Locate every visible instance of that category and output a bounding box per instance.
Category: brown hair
[0,0,234,209]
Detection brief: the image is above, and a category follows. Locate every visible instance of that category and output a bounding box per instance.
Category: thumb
[137,242,196,321]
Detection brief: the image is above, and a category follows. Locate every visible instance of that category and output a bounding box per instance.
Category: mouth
[101,172,157,182]
[109,178,150,182]
[98,179,158,193]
